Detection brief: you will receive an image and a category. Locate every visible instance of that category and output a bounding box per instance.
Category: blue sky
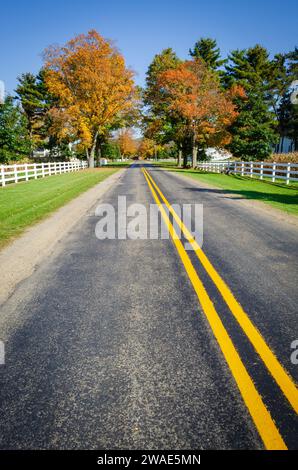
[1,0,297,94]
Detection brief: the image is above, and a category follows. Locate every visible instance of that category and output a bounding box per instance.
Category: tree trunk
[88,132,99,168]
[96,139,102,167]
[192,144,198,168]
[280,136,285,153]
[178,144,183,167]
[192,129,198,169]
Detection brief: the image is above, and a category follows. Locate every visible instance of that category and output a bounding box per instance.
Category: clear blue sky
[1,0,297,94]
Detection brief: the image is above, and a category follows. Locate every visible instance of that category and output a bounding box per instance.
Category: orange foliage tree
[43,30,138,167]
[116,129,137,158]
[158,59,240,167]
[138,138,156,159]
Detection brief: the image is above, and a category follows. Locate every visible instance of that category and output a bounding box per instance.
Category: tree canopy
[43,30,138,166]
[0,97,32,163]
[189,38,226,71]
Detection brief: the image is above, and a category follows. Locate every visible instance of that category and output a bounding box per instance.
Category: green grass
[167,168,298,216]
[106,160,134,168]
[150,160,178,168]
[0,168,118,249]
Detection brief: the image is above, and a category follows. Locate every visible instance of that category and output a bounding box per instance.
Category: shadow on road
[185,186,298,206]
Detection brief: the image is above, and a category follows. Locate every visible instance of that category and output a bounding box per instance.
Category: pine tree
[284,48,298,150]
[189,38,226,70]
[15,70,50,147]
[0,96,32,163]
[144,48,181,112]
[223,45,278,160]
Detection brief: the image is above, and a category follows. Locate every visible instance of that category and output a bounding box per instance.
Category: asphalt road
[0,162,297,449]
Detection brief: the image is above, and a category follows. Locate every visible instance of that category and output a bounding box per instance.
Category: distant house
[206,148,232,161]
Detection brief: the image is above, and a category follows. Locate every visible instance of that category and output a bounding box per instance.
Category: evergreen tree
[223,45,278,160]
[287,47,298,78]
[15,70,51,147]
[144,48,181,112]
[189,38,226,70]
[0,96,32,163]
[284,48,298,150]
[265,48,298,152]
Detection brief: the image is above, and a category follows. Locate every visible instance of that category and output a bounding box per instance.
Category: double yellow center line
[142,167,298,450]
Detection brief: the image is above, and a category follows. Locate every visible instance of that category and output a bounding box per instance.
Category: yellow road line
[143,167,298,415]
[142,168,286,450]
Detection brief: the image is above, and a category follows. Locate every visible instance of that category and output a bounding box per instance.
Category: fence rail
[0,161,88,187]
[196,160,298,185]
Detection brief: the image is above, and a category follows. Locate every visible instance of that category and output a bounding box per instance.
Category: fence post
[286,162,291,185]
[49,163,52,176]
[14,164,18,183]
[42,162,45,178]
[241,162,244,176]
[1,165,5,187]
[34,163,37,179]
[272,162,276,183]
[59,162,62,174]
[260,162,264,180]
[250,162,253,178]
[25,163,29,182]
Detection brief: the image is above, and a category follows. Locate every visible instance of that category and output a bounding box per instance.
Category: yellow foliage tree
[116,129,137,158]
[43,30,138,167]
[138,138,156,159]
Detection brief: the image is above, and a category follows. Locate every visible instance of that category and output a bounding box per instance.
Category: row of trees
[142,39,298,165]
[0,30,139,165]
[1,32,297,165]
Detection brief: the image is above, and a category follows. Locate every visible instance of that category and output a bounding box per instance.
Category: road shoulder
[0,169,125,306]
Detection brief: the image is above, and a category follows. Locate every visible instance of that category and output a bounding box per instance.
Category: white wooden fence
[196,161,298,185]
[0,161,88,187]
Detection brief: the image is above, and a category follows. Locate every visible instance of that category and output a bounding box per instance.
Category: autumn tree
[138,138,156,159]
[43,30,138,167]
[159,59,238,167]
[143,49,186,165]
[116,128,137,158]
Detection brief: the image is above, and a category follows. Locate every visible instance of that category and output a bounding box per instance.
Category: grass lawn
[0,168,118,249]
[165,167,298,216]
[106,160,134,168]
[150,160,178,168]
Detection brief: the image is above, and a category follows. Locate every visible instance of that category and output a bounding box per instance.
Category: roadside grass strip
[163,167,298,216]
[0,168,118,249]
